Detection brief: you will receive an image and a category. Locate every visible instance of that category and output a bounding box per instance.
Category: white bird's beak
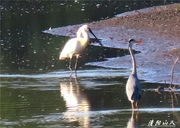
[89,29,103,47]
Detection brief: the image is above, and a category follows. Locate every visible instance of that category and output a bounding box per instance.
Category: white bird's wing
[60,38,84,60]
[59,38,77,59]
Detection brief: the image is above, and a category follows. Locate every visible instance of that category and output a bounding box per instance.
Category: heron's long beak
[135,39,142,44]
[89,29,103,47]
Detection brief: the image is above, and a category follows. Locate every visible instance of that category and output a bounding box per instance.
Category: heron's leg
[74,55,79,77]
[135,101,139,110]
[135,111,138,120]
[131,102,134,112]
[131,108,134,118]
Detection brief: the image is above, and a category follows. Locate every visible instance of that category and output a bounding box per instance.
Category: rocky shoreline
[44,3,180,84]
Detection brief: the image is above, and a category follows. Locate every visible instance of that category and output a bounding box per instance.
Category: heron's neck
[129,44,137,75]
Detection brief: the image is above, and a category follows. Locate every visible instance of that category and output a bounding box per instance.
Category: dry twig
[170,58,179,88]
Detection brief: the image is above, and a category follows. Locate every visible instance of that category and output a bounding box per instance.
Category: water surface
[1,71,180,127]
[1,1,180,127]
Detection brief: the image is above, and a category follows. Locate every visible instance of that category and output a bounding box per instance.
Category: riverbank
[44,3,180,84]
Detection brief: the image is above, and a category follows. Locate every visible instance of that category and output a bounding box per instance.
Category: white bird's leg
[74,55,79,77]
[69,57,73,77]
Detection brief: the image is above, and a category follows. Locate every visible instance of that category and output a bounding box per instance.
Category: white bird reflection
[60,78,90,127]
[127,111,140,128]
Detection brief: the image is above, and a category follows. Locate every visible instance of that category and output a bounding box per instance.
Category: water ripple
[0,69,129,79]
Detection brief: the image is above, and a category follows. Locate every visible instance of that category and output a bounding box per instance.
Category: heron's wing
[126,75,136,101]
[126,74,141,101]
[132,79,141,100]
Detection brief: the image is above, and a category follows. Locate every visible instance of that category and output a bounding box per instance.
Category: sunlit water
[1,71,180,127]
[1,1,180,127]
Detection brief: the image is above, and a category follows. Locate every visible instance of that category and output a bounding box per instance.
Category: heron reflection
[60,78,90,127]
[127,111,140,128]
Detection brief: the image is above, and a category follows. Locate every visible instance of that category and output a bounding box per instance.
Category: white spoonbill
[59,24,103,77]
[126,39,142,112]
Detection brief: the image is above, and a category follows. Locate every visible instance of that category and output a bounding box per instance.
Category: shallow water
[1,71,180,127]
[1,1,180,128]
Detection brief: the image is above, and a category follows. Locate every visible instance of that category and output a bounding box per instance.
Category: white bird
[126,39,142,112]
[59,24,103,77]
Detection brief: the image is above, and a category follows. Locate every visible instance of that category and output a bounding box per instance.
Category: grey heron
[126,38,142,111]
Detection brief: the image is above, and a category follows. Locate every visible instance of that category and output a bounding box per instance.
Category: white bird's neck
[81,29,90,45]
[76,26,83,38]
[129,44,137,75]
